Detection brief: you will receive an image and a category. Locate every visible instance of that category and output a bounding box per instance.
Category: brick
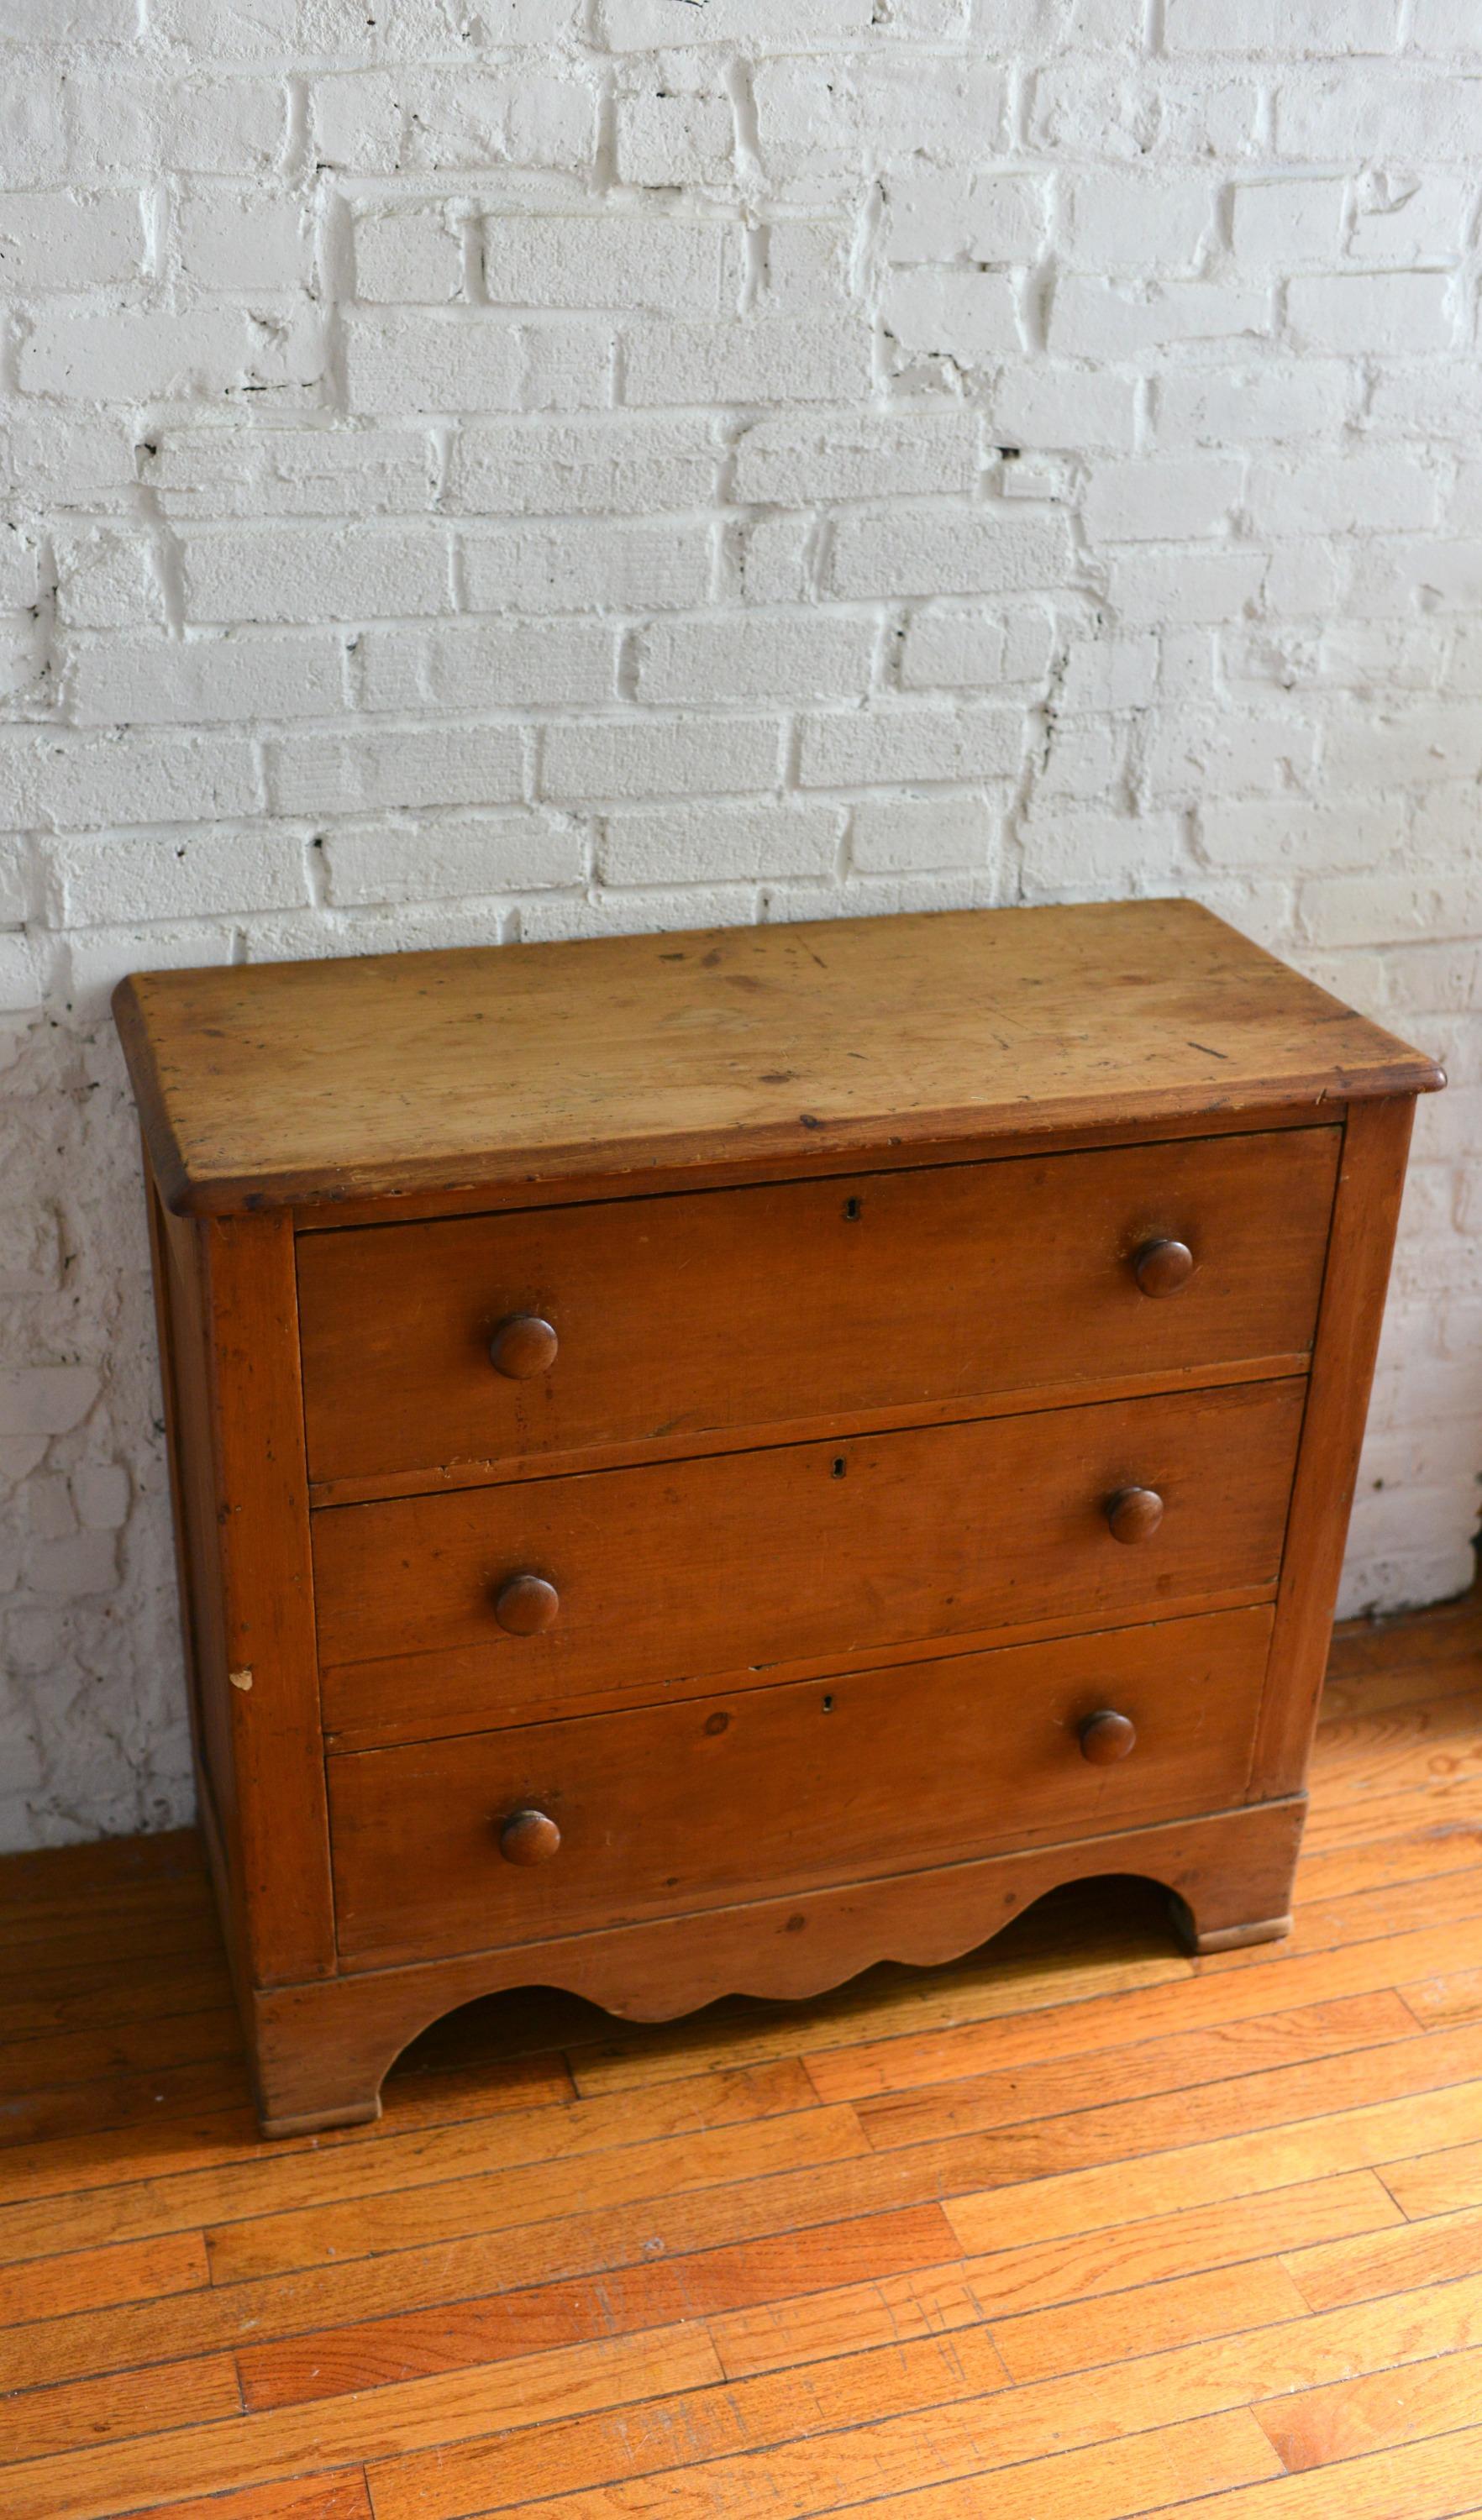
[0,1370,100,1437]
[1057,635,1159,711]
[1277,68,1481,160]
[0,732,260,832]
[733,516,812,605]
[541,716,782,801]
[828,509,1074,601]
[1083,456,1243,542]
[850,795,998,873]
[176,189,313,291]
[598,803,842,885]
[1165,0,1399,48]
[1350,173,1475,267]
[1061,173,1213,270]
[989,369,1138,454]
[18,310,323,400]
[1154,362,1353,446]
[623,318,871,407]
[1244,454,1438,538]
[751,55,1005,181]
[900,606,1054,690]
[0,1207,61,1295]
[1323,711,1481,791]
[1230,181,1345,265]
[1106,548,1266,624]
[39,828,309,927]
[460,521,711,614]
[181,526,451,623]
[0,191,144,288]
[1287,273,1454,354]
[323,814,584,906]
[1048,276,1271,357]
[634,613,876,705]
[353,205,465,304]
[1143,711,1318,802]
[265,726,526,816]
[796,706,1022,788]
[597,0,875,41]
[481,213,733,316]
[447,417,720,517]
[759,223,854,314]
[343,312,524,412]
[882,268,1020,365]
[68,632,349,726]
[1020,810,1187,894]
[71,1466,130,1530]
[1033,64,1262,163]
[616,89,735,189]
[0,933,42,1013]
[1199,801,1399,873]
[52,526,163,633]
[142,426,437,520]
[357,622,617,711]
[732,410,979,504]
[881,170,1046,262]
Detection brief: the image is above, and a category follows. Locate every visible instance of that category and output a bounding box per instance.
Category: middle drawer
[315,1377,1306,1744]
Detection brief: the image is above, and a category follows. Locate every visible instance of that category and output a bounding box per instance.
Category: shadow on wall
[0,1012,189,1852]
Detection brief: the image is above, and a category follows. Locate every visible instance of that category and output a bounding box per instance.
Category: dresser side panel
[198,1213,336,1986]
[1249,1095,1418,1800]
[147,1181,242,1935]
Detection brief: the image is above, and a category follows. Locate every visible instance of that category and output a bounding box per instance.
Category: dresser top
[115,899,1440,1217]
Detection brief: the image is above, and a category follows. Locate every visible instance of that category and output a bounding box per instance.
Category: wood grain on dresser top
[113,899,1441,1218]
[297,1126,1339,1493]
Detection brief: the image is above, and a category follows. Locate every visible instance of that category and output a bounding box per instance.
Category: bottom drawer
[328,1605,1273,1971]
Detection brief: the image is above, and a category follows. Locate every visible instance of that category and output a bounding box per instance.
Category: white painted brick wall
[0,0,1476,1851]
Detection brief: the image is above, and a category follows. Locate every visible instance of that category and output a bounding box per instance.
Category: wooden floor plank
[0,2055,814,2268]
[1172,2423,1482,2520]
[127,2484,372,2520]
[964,2173,1396,2324]
[1285,2200,1482,2313]
[0,2229,210,2328]
[408,2406,1280,2520]
[0,2354,242,2463]
[849,1987,1419,2148]
[0,2048,572,2221]
[1255,2343,1482,2473]
[0,2323,722,2520]
[369,2270,1482,2520]
[234,2201,961,2409]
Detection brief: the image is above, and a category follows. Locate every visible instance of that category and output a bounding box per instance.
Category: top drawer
[297,1126,1338,1489]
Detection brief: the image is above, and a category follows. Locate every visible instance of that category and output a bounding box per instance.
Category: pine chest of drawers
[115,900,1440,2135]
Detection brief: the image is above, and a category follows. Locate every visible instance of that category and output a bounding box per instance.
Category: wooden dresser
[115,900,1440,2136]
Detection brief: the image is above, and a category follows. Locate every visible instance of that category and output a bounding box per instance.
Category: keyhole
[843,1195,862,1221]
[821,1693,834,1713]
[832,1457,848,1478]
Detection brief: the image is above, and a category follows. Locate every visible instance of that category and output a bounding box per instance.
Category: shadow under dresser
[113,899,1442,2134]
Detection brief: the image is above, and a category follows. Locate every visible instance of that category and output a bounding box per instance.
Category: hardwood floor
[3,1593,1482,2520]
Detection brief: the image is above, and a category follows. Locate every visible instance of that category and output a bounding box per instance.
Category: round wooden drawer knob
[1080,1709,1138,1766]
[499,1808,561,1866]
[1133,1238,1195,1298]
[1106,1485,1164,1545]
[490,1314,558,1378]
[494,1573,560,1635]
